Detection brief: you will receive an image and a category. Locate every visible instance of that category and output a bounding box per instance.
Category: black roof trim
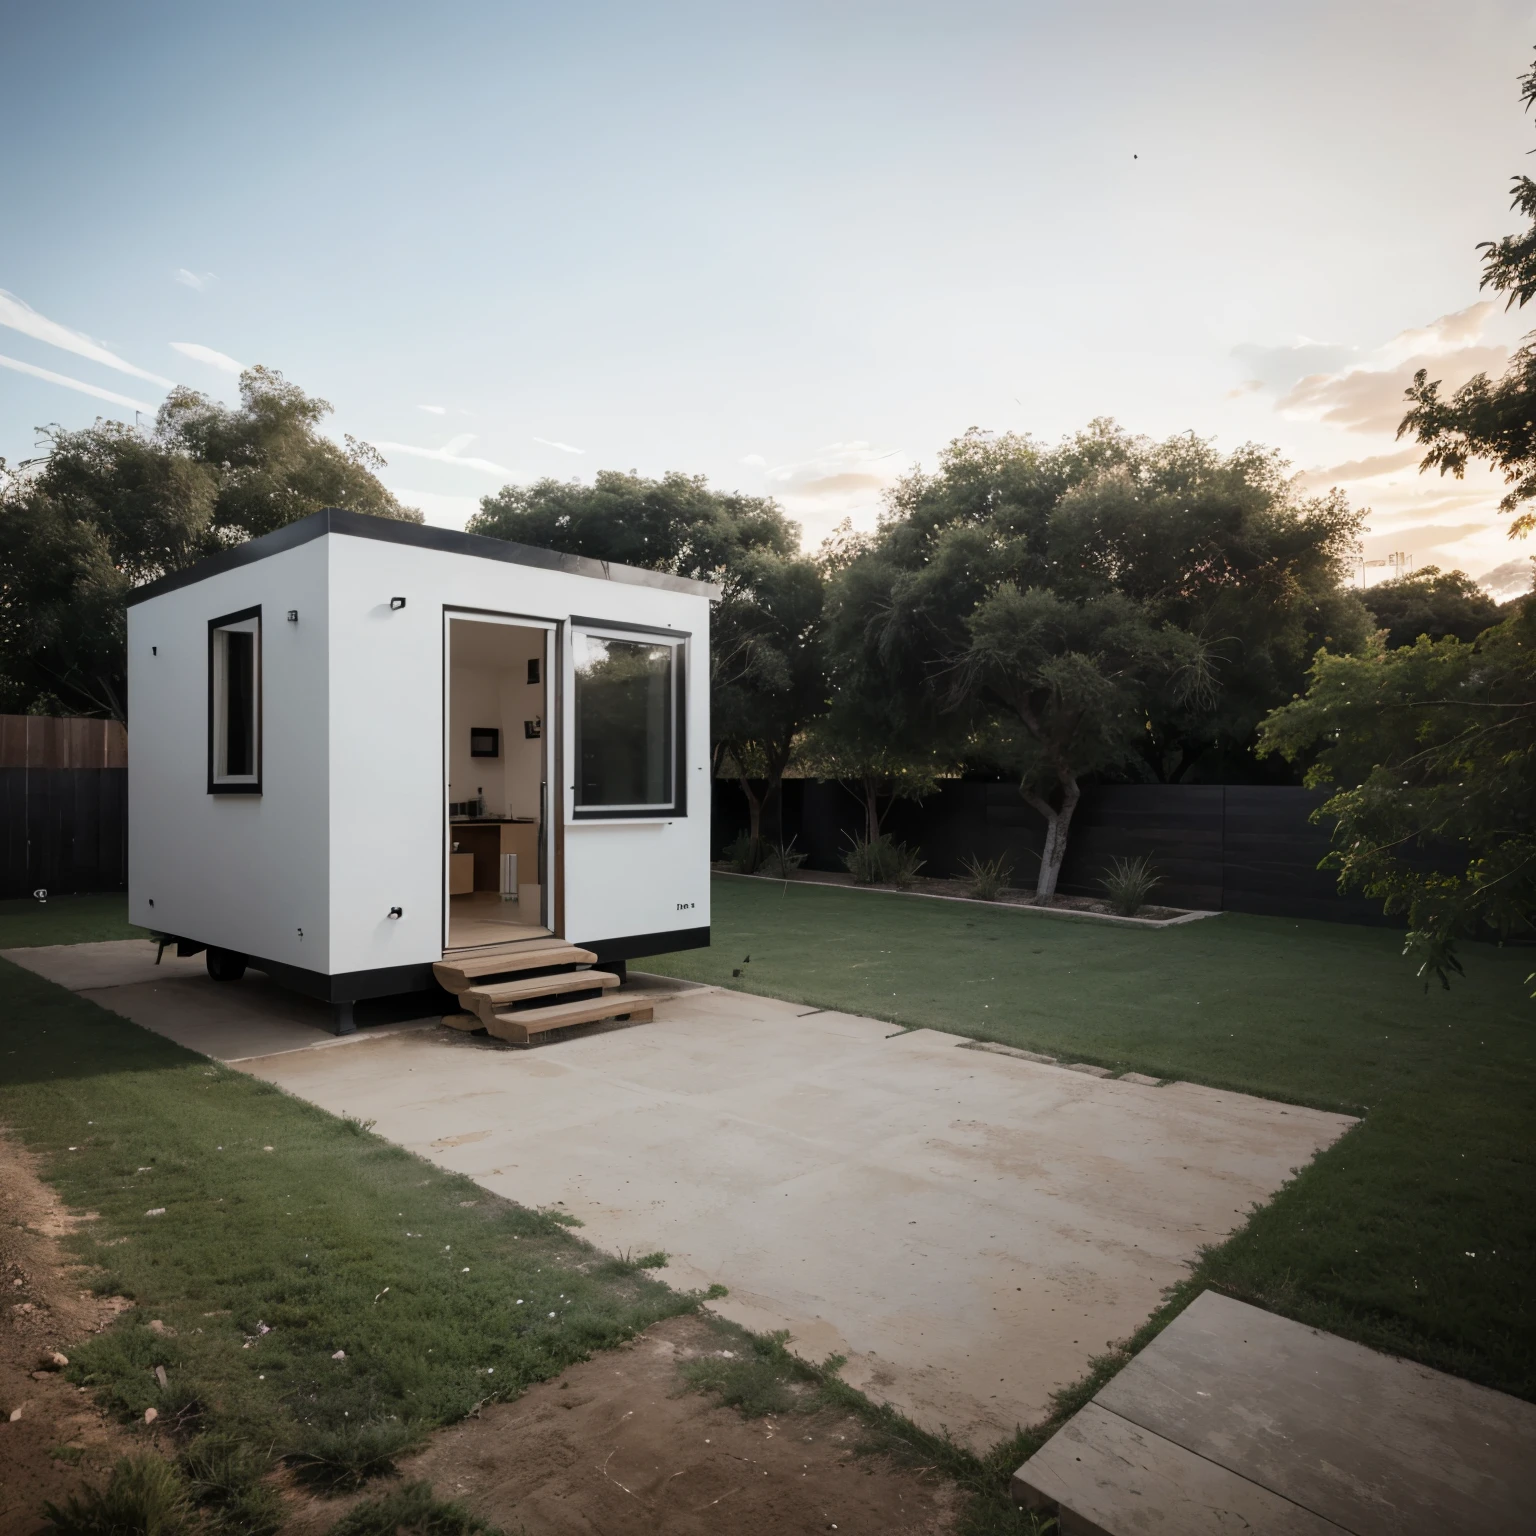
[125,507,723,607]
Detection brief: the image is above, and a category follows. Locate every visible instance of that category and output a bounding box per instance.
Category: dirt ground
[289,1315,960,1536]
[0,1134,139,1536]
[0,1126,959,1536]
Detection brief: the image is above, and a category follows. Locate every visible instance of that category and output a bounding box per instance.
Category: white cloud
[0,352,155,413]
[1478,558,1534,599]
[418,404,446,415]
[370,433,509,476]
[175,269,214,291]
[0,289,172,387]
[533,436,585,455]
[170,341,243,374]
[740,453,767,467]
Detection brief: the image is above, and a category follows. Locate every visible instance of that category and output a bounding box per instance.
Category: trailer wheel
[206,947,247,983]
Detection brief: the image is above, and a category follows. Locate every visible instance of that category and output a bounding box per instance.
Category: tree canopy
[818,421,1370,898]
[1258,596,1535,993]
[469,470,797,589]
[1399,51,1536,538]
[1361,566,1503,648]
[0,368,418,719]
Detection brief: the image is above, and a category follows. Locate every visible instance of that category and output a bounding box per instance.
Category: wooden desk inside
[450,820,539,892]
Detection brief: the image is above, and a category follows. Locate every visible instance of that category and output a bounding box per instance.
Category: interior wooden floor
[447,890,550,951]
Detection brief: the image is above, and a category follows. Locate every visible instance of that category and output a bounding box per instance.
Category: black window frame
[207,605,263,795]
[569,618,688,821]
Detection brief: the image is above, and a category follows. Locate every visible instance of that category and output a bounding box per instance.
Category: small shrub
[599,1249,669,1276]
[285,1422,422,1494]
[961,853,1012,901]
[324,1481,505,1536]
[1099,855,1162,916]
[760,837,806,879]
[843,834,926,887]
[42,1455,194,1536]
[721,831,764,874]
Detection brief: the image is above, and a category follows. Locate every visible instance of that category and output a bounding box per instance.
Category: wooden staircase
[432,940,671,1046]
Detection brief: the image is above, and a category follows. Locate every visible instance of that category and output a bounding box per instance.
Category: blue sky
[2,1,1533,589]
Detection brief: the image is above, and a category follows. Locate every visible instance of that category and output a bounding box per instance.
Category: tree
[1362,566,1502,648]
[469,470,823,843]
[712,550,828,847]
[1399,52,1536,538]
[0,368,417,719]
[959,585,1196,901]
[805,520,949,842]
[833,422,1371,898]
[1257,597,1535,993]
[469,470,796,585]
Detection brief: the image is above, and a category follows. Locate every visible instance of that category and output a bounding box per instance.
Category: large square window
[572,629,682,815]
[208,607,261,793]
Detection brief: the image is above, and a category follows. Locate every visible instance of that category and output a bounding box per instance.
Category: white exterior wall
[326,533,711,976]
[127,539,333,971]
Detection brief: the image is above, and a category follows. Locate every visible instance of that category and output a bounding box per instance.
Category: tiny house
[127,508,715,1034]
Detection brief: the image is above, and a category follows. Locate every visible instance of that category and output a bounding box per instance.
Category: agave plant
[961,853,1013,901]
[1099,855,1162,916]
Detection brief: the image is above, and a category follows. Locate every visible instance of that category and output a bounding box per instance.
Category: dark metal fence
[713,777,1386,924]
[0,716,128,899]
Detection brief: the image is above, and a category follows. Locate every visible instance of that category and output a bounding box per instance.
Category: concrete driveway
[6,939,1354,1448]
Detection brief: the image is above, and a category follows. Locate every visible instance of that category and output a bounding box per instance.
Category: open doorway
[445,616,553,951]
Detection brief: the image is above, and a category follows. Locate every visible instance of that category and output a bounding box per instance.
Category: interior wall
[447,623,545,818]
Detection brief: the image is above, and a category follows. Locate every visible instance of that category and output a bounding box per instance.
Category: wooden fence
[714,777,1386,924]
[0,716,128,898]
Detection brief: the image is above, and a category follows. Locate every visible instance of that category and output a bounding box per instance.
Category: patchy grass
[325,1481,509,1536]
[0,958,697,1521]
[0,892,144,949]
[650,876,1536,1404]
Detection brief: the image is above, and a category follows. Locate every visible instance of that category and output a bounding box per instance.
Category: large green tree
[1399,52,1536,538]
[0,368,417,720]
[1258,597,1535,993]
[830,421,1370,898]
[1362,566,1502,648]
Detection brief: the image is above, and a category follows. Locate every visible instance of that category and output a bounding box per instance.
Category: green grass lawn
[0,957,698,1526]
[649,875,1536,1401]
[0,892,145,948]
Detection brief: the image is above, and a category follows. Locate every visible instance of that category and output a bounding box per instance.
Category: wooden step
[484,989,676,1046]
[434,943,597,993]
[464,970,621,1027]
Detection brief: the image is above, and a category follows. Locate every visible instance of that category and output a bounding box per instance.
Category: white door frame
[442,607,560,952]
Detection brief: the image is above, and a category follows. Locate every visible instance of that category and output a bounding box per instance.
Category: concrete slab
[1015,1291,1536,1535]
[11,941,1356,1449]
[1014,1402,1340,1535]
[2,940,439,1061]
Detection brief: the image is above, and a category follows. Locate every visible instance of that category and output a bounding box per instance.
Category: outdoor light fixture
[388,906,403,919]
[390,596,407,610]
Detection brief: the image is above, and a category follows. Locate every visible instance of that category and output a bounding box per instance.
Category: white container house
[126,508,716,1031]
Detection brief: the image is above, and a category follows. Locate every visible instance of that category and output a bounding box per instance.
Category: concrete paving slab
[244,990,1350,1446]
[1014,1402,1341,1535]
[9,941,1356,1449]
[1089,1290,1536,1535]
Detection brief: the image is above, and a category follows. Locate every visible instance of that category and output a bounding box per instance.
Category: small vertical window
[572,627,683,816]
[209,608,261,793]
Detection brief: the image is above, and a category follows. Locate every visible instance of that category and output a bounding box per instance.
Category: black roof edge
[124,507,723,607]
